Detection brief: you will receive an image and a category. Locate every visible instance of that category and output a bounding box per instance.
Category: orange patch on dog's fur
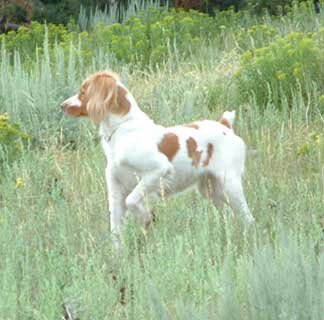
[117,86,131,116]
[65,104,88,117]
[63,71,132,122]
[183,123,199,129]
[219,117,231,129]
[81,72,117,123]
[186,137,202,167]
[203,143,214,167]
[63,84,89,117]
[73,84,89,116]
[158,133,180,161]
[75,70,131,123]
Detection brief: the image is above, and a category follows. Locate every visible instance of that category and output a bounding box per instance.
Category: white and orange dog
[61,71,254,245]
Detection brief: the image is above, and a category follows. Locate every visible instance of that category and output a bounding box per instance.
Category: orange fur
[186,137,202,167]
[62,70,132,122]
[158,133,180,161]
[203,143,214,167]
[117,86,131,115]
[219,117,232,129]
[183,123,199,129]
[83,72,118,124]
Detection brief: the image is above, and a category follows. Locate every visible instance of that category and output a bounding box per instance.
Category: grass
[0,2,324,319]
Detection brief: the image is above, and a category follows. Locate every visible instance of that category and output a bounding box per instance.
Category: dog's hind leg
[221,172,254,224]
[198,172,254,224]
[198,173,226,209]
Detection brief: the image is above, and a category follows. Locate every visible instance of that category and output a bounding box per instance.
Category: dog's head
[61,71,130,124]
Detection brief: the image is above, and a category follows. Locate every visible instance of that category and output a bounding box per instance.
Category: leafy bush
[217,229,324,320]
[33,0,82,25]
[247,0,317,15]
[0,3,29,23]
[206,0,247,11]
[0,21,72,63]
[297,129,324,173]
[0,8,214,67]
[236,31,324,109]
[236,24,277,51]
[0,113,30,166]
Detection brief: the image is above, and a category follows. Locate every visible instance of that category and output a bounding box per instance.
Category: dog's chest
[101,138,138,189]
[114,164,139,190]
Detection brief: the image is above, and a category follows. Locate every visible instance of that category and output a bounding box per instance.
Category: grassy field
[0,2,324,319]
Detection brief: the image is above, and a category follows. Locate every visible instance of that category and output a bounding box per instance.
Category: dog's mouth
[61,104,88,117]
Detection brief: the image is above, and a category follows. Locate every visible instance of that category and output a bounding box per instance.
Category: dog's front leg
[106,167,126,248]
[125,161,173,226]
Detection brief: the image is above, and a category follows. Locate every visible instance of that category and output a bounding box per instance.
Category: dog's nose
[61,102,67,110]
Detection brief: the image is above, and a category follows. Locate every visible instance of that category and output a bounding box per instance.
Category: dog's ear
[85,73,117,124]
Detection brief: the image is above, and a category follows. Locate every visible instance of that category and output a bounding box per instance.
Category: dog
[61,70,254,246]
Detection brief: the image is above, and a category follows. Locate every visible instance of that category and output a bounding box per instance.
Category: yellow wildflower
[0,113,9,122]
[15,177,25,188]
[319,95,324,105]
[293,66,302,77]
[276,71,286,81]
[314,134,321,144]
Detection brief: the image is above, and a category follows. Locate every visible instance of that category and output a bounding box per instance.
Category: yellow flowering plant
[15,177,25,189]
[0,8,214,68]
[236,31,324,110]
[297,130,323,173]
[0,113,30,167]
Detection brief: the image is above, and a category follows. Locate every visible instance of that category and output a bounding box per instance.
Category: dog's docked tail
[219,110,235,130]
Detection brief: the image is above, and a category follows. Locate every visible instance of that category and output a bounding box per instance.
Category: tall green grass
[0,1,323,319]
[78,0,166,31]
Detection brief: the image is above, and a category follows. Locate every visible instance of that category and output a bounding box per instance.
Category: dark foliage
[0,0,321,28]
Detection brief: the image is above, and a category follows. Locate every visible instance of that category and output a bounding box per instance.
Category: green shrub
[0,3,29,24]
[0,8,214,68]
[33,0,81,25]
[236,31,324,109]
[247,0,313,15]
[236,24,277,51]
[0,113,30,166]
[297,130,324,173]
[218,228,324,320]
[0,22,70,64]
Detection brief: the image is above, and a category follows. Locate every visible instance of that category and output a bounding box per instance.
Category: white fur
[63,76,254,248]
[222,110,236,127]
[62,94,81,107]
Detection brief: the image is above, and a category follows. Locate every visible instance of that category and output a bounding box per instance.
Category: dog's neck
[99,82,153,141]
